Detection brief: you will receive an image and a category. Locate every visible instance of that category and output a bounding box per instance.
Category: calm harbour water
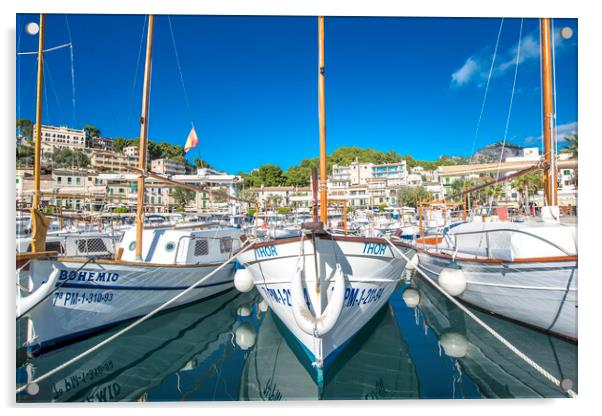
[16,271,577,402]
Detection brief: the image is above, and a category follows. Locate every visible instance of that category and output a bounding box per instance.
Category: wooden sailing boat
[409,18,578,340]
[235,17,415,382]
[16,15,244,354]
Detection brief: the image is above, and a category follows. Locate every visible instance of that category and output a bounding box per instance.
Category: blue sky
[16,14,577,172]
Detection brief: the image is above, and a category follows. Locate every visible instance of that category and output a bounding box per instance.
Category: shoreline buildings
[17,124,577,214]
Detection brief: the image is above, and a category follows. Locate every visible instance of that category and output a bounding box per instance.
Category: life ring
[290,262,346,337]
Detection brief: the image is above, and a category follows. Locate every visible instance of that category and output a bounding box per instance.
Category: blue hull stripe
[55,280,233,291]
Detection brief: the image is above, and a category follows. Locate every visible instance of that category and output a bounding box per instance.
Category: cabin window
[165,242,175,252]
[77,238,108,253]
[128,241,136,251]
[220,237,233,254]
[45,241,63,254]
[194,239,209,256]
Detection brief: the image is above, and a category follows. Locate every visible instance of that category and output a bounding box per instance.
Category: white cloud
[556,121,578,142]
[451,57,480,87]
[451,27,572,89]
[522,121,578,145]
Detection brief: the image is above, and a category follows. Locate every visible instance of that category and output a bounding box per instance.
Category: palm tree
[484,184,504,207]
[449,179,475,202]
[511,172,543,214]
[562,132,578,158]
[562,133,578,189]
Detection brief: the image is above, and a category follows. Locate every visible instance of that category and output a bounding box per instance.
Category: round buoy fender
[234,268,255,293]
[438,262,467,296]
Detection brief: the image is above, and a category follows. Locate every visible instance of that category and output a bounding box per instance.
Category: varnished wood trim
[418,247,577,264]
[16,251,58,261]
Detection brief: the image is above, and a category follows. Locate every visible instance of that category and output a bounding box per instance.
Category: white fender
[290,262,346,337]
[17,266,61,319]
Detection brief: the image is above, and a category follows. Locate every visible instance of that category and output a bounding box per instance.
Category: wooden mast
[318,16,328,224]
[30,14,46,253]
[540,18,558,206]
[135,15,155,260]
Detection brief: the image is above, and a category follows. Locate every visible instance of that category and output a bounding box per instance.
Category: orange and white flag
[184,127,199,153]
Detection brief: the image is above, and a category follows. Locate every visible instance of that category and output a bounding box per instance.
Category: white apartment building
[249,186,295,208]
[123,146,140,158]
[33,125,87,150]
[332,160,408,187]
[32,125,87,160]
[151,158,187,175]
[505,147,541,163]
[91,137,115,152]
[406,173,423,186]
[91,151,139,174]
[332,162,374,185]
[371,162,407,186]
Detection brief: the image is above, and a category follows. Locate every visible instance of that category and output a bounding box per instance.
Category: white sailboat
[235,17,414,382]
[409,18,578,341]
[16,15,244,354]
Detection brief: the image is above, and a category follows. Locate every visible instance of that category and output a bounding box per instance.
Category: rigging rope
[551,19,559,199]
[460,18,505,196]
[42,59,50,125]
[16,238,254,395]
[167,15,197,130]
[385,238,577,398]
[43,59,66,124]
[17,57,39,118]
[127,15,148,130]
[65,15,77,127]
[488,18,524,214]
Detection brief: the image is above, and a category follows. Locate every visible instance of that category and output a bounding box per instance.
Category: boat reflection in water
[17,289,260,403]
[239,304,419,400]
[406,275,577,398]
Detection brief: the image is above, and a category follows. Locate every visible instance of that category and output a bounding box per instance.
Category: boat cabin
[119,227,243,265]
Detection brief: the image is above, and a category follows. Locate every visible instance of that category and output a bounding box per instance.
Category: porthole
[165,242,176,252]
[128,241,136,251]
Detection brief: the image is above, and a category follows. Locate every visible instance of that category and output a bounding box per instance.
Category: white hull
[417,252,577,339]
[20,259,236,352]
[237,235,413,375]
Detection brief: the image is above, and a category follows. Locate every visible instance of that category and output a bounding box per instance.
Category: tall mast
[540,18,558,206]
[135,15,155,261]
[318,16,328,223]
[30,14,45,253]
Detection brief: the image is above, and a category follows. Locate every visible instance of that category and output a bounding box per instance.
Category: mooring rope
[16,238,254,395]
[384,238,577,398]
